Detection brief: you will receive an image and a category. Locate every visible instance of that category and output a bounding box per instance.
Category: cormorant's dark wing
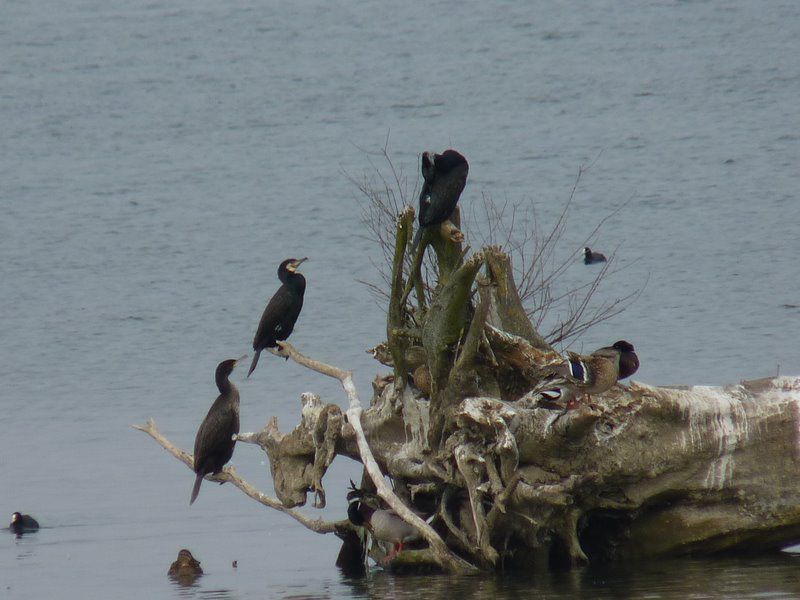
[253,285,296,349]
[421,166,468,226]
[193,398,239,475]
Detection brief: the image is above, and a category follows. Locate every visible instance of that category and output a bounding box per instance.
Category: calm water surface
[2,1,799,598]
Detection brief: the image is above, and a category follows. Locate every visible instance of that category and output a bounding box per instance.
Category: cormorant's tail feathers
[190,472,203,505]
[247,350,261,378]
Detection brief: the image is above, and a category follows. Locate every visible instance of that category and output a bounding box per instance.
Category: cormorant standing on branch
[411,149,469,249]
[191,357,243,505]
[583,247,607,264]
[9,512,39,535]
[248,257,308,377]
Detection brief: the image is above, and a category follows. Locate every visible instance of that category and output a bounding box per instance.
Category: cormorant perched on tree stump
[190,357,243,505]
[411,149,469,249]
[248,257,308,377]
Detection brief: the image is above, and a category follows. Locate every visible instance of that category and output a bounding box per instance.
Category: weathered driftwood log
[233,372,800,570]
[132,419,350,536]
[136,194,800,575]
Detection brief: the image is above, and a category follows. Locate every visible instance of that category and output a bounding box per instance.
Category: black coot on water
[9,512,39,535]
[583,247,607,264]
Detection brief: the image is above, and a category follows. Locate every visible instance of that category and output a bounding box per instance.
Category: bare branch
[272,341,480,574]
[132,419,347,535]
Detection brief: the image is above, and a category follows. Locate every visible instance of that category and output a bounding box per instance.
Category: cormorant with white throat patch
[248,257,307,377]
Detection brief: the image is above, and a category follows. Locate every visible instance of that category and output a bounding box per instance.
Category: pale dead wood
[132,419,347,535]
[274,341,480,574]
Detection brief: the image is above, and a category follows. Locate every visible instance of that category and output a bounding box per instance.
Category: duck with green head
[533,340,639,408]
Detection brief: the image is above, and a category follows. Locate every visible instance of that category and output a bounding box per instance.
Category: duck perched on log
[347,500,423,563]
[532,340,639,408]
[346,482,427,564]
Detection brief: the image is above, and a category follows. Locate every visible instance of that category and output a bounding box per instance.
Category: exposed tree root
[137,188,800,575]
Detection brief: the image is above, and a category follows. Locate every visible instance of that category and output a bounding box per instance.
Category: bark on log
[136,192,800,574]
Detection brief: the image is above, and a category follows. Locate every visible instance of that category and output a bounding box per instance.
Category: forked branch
[132,419,347,535]
[274,341,480,574]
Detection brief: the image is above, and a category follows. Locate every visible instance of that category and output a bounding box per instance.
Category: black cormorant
[411,149,469,249]
[9,512,39,535]
[190,357,243,505]
[248,257,308,377]
[583,247,607,264]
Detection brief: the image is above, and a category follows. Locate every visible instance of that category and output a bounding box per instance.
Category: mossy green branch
[422,250,486,449]
[484,247,552,351]
[388,206,415,387]
[429,207,464,283]
[422,250,485,390]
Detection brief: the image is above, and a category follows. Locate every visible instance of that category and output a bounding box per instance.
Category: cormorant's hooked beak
[287,257,308,273]
[234,354,247,367]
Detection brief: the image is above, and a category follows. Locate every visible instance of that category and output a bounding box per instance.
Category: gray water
[2,1,799,598]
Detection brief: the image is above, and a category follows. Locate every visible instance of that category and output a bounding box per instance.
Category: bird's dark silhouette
[191,357,242,505]
[411,149,469,249]
[248,257,307,377]
[583,247,607,264]
[9,512,39,535]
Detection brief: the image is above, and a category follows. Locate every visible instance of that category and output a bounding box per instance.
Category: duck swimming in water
[168,548,203,584]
